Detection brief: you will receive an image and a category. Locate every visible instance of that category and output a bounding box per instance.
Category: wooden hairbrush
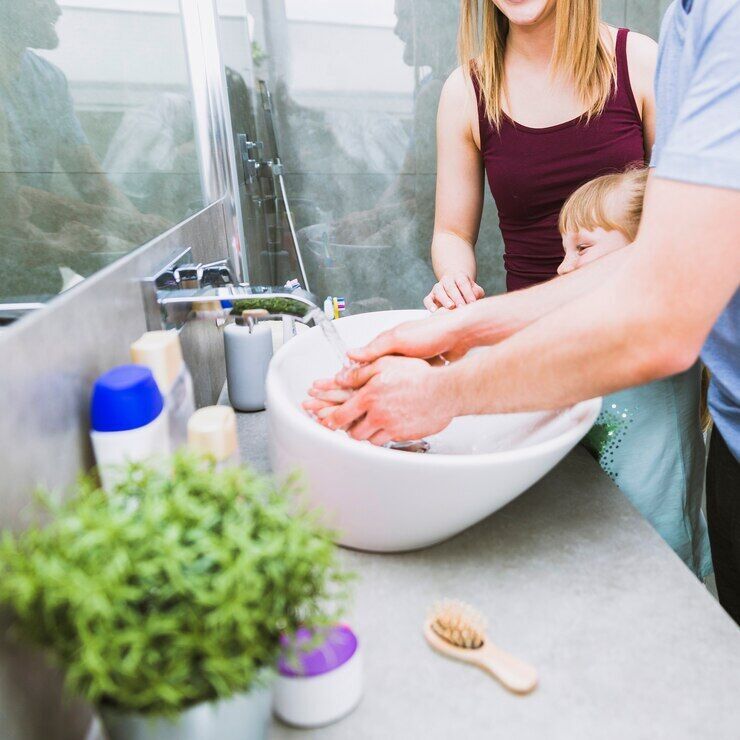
[424,600,538,694]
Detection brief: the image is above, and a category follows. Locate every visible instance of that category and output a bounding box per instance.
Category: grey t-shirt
[651,0,740,461]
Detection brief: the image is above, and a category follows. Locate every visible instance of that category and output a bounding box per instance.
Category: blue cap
[91,365,164,433]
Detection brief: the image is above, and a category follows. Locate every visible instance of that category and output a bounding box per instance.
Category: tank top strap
[614,28,640,118]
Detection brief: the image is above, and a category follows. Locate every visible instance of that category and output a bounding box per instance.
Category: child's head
[558,166,648,275]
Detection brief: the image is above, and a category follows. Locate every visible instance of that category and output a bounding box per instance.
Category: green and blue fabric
[584,363,712,578]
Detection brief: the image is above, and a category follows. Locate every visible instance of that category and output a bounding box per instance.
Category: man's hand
[311,357,457,445]
[348,309,471,365]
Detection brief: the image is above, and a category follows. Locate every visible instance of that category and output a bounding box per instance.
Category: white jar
[187,405,240,469]
[273,625,362,728]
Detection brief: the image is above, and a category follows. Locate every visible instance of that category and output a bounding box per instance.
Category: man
[309,1,740,623]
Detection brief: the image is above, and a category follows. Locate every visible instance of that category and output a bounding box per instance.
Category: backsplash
[0,200,229,740]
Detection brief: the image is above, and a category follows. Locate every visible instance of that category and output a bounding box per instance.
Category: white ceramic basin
[266,310,601,552]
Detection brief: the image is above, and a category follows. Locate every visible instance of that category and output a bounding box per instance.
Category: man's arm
[445,177,739,414]
[350,243,634,363]
[324,178,738,443]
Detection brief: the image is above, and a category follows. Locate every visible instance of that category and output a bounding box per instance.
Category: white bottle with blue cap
[90,365,170,492]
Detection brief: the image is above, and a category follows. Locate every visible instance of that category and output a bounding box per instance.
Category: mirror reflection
[0,0,206,306]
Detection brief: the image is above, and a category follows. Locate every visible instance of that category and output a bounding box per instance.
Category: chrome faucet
[142,251,321,332]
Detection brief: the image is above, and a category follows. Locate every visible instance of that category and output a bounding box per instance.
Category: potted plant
[0,453,351,740]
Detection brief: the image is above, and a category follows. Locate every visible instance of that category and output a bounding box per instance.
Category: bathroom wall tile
[602,0,627,27]
[0,633,92,740]
[283,172,432,310]
[412,173,507,301]
[626,0,665,37]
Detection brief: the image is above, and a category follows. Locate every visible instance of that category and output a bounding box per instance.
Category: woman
[424,0,657,309]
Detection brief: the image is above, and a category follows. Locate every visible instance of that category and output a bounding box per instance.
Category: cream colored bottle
[131,330,196,450]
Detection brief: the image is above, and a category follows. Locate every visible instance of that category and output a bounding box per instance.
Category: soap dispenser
[224,309,273,412]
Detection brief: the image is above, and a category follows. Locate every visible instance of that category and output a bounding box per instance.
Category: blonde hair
[559,166,712,432]
[559,166,648,241]
[459,0,617,129]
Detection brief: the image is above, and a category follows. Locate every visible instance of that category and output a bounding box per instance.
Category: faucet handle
[169,260,237,289]
[201,261,236,288]
[174,263,202,289]
[236,308,270,332]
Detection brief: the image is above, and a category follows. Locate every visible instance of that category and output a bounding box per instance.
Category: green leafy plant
[0,453,351,716]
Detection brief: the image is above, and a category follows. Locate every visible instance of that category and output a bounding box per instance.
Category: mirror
[0,0,211,313]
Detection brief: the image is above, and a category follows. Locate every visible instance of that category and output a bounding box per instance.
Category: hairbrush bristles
[429,599,487,650]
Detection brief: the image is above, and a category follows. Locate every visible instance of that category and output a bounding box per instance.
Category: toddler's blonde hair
[559,165,713,433]
[559,166,649,241]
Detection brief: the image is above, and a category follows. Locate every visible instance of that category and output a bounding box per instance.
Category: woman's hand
[423,272,484,312]
[315,357,456,445]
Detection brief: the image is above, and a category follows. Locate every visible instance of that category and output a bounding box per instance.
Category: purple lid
[278,625,358,678]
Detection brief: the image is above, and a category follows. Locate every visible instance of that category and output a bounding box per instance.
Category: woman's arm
[424,67,486,311]
[626,31,658,159]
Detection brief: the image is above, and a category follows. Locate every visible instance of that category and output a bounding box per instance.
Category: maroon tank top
[474,28,645,291]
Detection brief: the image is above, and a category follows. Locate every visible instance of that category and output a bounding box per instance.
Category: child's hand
[302,378,355,422]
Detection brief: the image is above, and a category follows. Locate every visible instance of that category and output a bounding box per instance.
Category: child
[559,167,712,578]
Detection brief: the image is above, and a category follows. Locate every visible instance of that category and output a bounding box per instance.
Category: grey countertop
[226,399,740,740]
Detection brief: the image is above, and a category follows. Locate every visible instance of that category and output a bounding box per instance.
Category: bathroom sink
[266,310,601,552]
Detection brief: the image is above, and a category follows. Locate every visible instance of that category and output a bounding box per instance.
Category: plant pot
[100,685,272,740]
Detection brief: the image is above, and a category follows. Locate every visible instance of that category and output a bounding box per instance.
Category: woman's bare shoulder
[625,30,658,101]
[440,65,481,142]
[441,65,477,105]
[626,30,658,72]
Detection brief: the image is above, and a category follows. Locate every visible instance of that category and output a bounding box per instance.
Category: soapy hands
[303,310,480,445]
[303,356,457,446]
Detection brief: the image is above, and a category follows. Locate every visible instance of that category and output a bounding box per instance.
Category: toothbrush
[424,600,538,695]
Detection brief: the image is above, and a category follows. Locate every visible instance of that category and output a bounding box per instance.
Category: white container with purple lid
[273,624,362,728]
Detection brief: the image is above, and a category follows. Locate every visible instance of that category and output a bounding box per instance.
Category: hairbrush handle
[423,620,538,695]
[475,643,538,694]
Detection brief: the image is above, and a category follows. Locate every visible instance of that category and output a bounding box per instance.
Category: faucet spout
[154,284,321,330]
[228,288,320,323]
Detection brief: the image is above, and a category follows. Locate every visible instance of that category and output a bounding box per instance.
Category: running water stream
[307,309,430,453]
[307,308,351,366]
